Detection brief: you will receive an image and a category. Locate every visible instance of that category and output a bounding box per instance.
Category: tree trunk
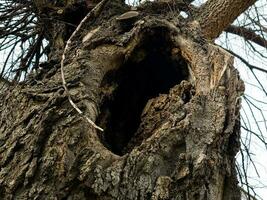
[0,1,244,199]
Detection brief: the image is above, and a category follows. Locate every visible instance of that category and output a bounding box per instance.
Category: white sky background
[128,0,267,199]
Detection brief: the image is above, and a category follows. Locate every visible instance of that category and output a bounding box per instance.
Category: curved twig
[60,0,111,132]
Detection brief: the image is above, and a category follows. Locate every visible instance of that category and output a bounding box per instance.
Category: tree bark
[197,0,257,39]
[0,1,245,199]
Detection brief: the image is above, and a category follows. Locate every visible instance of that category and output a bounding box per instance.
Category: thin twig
[60,0,110,132]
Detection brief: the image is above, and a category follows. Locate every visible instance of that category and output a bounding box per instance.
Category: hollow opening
[97,32,189,155]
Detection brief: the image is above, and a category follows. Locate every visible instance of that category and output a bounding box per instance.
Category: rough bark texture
[197,0,257,39]
[0,1,244,199]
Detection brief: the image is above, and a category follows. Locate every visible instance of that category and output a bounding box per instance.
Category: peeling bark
[0,1,244,199]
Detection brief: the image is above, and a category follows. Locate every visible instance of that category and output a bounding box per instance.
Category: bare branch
[225,49,267,75]
[225,25,267,49]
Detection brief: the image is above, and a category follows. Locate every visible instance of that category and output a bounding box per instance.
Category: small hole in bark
[97,32,189,155]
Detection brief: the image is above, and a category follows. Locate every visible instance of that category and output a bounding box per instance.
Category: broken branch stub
[116,10,140,30]
[116,11,140,21]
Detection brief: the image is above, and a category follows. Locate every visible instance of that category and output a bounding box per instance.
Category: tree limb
[225,25,267,48]
[196,0,257,40]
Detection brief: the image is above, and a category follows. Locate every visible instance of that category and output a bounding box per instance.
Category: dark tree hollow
[97,34,189,155]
